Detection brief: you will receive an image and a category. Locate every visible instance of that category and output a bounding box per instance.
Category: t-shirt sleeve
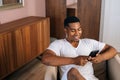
[47,40,62,56]
[91,39,105,52]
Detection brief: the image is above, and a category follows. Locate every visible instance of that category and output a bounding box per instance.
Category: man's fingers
[87,56,92,61]
[96,53,99,56]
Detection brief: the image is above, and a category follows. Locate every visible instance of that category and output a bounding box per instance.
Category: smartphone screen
[89,50,99,57]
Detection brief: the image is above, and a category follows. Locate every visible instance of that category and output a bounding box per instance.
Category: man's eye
[78,28,82,31]
[71,30,75,32]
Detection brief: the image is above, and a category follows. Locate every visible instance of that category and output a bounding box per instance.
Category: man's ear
[64,28,68,38]
[64,28,67,33]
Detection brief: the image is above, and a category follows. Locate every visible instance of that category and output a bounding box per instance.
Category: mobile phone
[89,50,99,57]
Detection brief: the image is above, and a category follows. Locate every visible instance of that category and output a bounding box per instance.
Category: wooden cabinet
[0,16,50,79]
[0,32,15,79]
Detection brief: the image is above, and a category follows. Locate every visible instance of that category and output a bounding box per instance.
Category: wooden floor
[3,59,47,80]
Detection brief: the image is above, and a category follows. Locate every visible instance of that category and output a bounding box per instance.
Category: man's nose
[75,30,79,35]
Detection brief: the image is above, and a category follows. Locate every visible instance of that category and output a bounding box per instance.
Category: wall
[100,0,120,52]
[66,0,77,6]
[0,0,45,24]
[97,1,120,79]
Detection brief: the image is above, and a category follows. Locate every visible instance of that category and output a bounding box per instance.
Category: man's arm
[91,44,117,63]
[41,49,88,66]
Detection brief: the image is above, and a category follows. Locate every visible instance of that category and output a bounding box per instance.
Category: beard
[66,34,81,42]
[73,36,80,41]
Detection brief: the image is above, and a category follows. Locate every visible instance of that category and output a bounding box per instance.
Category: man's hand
[74,56,89,66]
[89,54,104,63]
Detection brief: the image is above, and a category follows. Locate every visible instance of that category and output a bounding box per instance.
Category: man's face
[64,22,82,42]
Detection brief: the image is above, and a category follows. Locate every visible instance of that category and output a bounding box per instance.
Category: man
[41,16,117,80]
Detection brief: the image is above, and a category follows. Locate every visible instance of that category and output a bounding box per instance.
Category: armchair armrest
[108,53,120,80]
[44,66,57,80]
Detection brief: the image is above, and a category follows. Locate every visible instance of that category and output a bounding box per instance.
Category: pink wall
[0,0,45,24]
[66,0,77,6]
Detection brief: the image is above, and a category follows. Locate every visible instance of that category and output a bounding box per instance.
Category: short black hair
[64,16,80,28]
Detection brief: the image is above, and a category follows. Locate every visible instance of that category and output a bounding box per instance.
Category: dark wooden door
[77,0,101,40]
[46,0,66,39]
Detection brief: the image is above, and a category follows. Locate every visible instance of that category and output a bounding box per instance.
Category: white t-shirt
[47,38,105,80]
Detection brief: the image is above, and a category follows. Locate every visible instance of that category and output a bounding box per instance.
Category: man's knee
[68,68,79,74]
[67,68,78,80]
[67,68,85,80]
